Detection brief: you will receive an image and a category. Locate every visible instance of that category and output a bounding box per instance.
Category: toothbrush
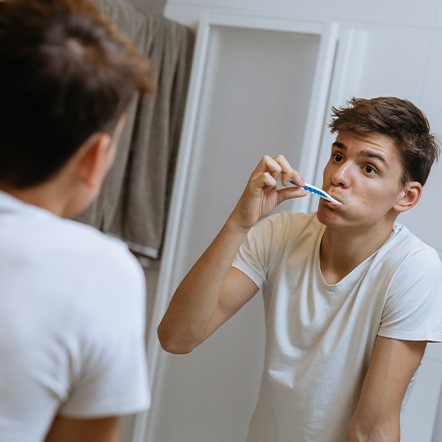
[289,180,342,205]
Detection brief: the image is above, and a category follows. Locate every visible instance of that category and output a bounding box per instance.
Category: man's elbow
[157,324,199,355]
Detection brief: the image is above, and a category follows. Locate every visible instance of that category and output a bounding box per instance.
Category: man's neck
[0,177,76,218]
[319,222,396,284]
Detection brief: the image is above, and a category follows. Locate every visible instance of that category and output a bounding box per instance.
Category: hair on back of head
[0,0,156,188]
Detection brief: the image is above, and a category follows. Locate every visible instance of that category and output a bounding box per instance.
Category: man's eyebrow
[332,141,346,150]
[332,141,389,166]
[359,150,388,166]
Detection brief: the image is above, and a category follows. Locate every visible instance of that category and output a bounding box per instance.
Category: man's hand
[228,154,308,232]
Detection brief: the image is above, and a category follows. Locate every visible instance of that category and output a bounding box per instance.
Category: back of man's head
[0,0,155,189]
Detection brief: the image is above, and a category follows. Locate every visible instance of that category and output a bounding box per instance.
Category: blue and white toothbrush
[289,180,342,205]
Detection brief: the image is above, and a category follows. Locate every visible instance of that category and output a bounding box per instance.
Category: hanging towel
[76,0,194,260]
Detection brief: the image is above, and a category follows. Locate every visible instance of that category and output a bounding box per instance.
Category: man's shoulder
[263,210,319,230]
[375,223,442,277]
[4,210,141,282]
[251,210,321,254]
[59,219,143,279]
[391,223,440,261]
[49,216,131,256]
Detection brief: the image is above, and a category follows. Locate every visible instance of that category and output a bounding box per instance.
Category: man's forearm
[347,416,400,442]
[157,218,249,354]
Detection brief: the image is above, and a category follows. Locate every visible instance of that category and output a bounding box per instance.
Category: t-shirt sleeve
[378,247,442,342]
[232,230,267,289]
[232,212,288,288]
[60,245,150,417]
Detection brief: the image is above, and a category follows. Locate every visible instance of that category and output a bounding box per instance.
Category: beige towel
[77,0,194,259]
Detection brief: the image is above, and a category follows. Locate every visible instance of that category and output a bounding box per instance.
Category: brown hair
[329,97,440,186]
[0,0,155,188]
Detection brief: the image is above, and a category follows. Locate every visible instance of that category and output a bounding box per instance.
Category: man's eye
[364,165,377,175]
[332,153,343,162]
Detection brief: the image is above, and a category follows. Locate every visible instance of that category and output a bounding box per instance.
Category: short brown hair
[329,97,440,186]
[0,0,155,188]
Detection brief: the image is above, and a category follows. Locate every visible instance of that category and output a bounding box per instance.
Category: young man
[158,97,442,441]
[0,1,155,441]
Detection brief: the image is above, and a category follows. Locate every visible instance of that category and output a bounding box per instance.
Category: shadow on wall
[127,0,165,16]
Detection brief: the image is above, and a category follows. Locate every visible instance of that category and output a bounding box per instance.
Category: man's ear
[394,181,422,213]
[75,132,113,190]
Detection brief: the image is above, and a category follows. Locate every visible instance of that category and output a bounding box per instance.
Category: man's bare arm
[45,416,119,442]
[157,220,260,354]
[347,336,426,441]
[158,155,307,354]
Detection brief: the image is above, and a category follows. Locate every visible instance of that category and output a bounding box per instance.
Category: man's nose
[330,163,352,187]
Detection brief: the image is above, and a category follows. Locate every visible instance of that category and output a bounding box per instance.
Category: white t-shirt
[0,192,150,442]
[233,211,442,442]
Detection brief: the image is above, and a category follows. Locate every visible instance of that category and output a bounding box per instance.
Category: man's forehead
[333,132,402,167]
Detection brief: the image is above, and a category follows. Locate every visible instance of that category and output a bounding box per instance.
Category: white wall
[142,1,442,441]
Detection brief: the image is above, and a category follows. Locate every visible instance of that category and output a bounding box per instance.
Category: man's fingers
[277,186,308,205]
[273,154,293,186]
[253,155,282,179]
[250,171,277,189]
[251,154,305,188]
